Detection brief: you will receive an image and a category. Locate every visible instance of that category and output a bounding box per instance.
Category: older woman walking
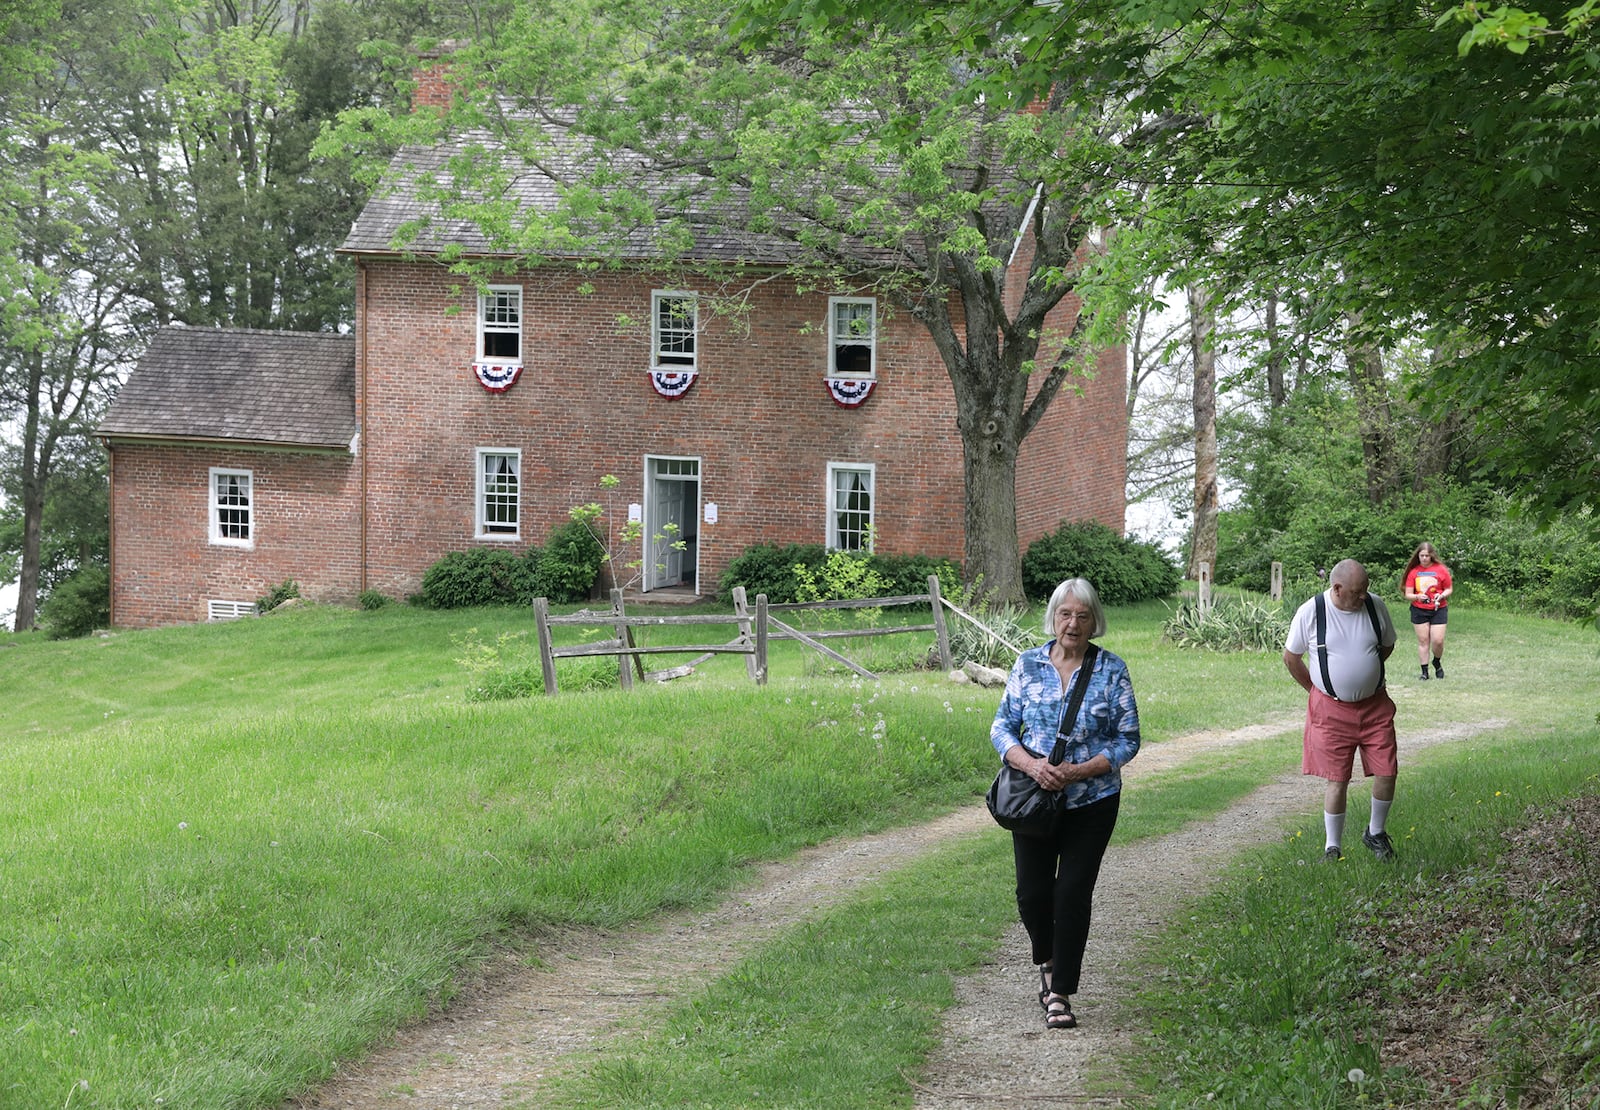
[990,578,1141,1030]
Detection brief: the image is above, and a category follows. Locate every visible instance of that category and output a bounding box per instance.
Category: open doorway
[643,455,701,593]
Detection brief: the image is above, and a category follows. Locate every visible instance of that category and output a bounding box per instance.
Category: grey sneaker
[1317,846,1343,863]
[1362,830,1396,861]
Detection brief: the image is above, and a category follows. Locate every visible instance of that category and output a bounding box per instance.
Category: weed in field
[1161,595,1289,653]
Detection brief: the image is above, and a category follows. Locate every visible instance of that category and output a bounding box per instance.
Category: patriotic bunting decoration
[825,377,876,407]
[472,361,523,392]
[650,368,698,398]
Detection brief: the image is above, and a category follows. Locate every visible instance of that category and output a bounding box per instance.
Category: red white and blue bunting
[649,368,698,398]
[825,377,876,407]
[472,361,523,393]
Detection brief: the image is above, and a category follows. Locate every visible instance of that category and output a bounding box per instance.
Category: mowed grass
[0,600,1591,1107]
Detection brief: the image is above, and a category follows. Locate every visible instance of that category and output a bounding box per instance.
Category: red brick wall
[356,259,1127,598]
[107,444,361,628]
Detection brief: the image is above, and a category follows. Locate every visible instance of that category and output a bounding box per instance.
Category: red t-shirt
[1405,562,1453,610]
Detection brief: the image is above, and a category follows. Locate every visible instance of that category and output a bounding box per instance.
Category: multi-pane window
[652,292,698,368]
[477,449,521,538]
[478,287,522,362]
[827,463,875,552]
[209,468,253,547]
[829,297,876,377]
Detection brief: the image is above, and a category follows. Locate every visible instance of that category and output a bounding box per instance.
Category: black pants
[1012,792,1120,996]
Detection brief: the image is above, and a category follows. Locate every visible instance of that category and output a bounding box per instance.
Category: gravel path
[290,712,1506,1109]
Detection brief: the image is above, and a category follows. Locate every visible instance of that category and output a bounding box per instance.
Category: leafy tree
[802,0,1600,528]
[358,1,1163,604]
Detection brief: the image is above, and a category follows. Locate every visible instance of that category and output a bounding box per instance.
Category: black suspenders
[1313,593,1385,701]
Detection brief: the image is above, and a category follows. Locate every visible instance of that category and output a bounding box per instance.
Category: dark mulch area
[1362,792,1600,1107]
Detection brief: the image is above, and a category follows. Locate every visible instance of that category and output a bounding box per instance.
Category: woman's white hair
[1043,578,1107,639]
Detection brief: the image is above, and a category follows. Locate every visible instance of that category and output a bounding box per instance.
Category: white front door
[644,456,700,591]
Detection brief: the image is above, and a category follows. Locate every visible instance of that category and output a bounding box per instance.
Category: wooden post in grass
[733,586,758,682]
[754,593,769,685]
[1271,562,1283,602]
[610,589,633,691]
[928,574,953,671]
[534,597,558,695]
[1198,562,1213,612]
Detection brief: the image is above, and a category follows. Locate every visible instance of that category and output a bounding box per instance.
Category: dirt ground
[289,710,1507,1110]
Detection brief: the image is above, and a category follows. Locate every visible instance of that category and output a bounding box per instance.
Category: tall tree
[380,2,1159,603]
[1186,284,1218,580]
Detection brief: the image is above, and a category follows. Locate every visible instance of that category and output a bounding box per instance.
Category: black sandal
[1037,965,1053,1010]
[1044,994,1076,1029]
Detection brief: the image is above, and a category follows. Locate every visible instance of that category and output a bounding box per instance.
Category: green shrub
[1022,520,1181,605]
[1162,596,1290,652]
[358,589,392,610]
[256,579,301,613]
[420,549,537,609]
[38,565,110,639]
[534,518,605,603]
[716,542,828,603]
[867,553,961,597]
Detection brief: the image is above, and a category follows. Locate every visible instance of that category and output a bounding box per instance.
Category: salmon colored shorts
[1302,686,1398,781]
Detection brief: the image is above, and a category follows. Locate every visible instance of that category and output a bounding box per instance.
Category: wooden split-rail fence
[531,574,1016,695]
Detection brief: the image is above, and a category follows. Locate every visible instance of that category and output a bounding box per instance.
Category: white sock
[1324,811,1345,850]
[1370,798,1392,836]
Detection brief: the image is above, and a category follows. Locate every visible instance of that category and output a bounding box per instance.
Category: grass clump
[1162,595,1289,652]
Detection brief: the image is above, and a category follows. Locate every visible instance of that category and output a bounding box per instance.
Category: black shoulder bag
[1313,593,1385,701]
[986,643,1100,837]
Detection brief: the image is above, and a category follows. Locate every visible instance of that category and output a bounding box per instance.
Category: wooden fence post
[1198,562,1213,612]
[732,586,758,682]
[610,588,633,691]
[534,597,558,695]
[1271,561,1283,603]
[754,593,769,685]
[928,574,953,671]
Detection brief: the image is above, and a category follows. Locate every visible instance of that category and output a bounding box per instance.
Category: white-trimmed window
[209,468,253,547]
[652,291,698,368]
[478,286,522,362]
[829,297,876,377]
[827,462,875,552]
[476,449,521,538]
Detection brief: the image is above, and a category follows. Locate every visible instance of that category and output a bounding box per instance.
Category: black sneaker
[1317,846,1343,863]
[1433,660,1444,678]
[1362,830,1396,861]
[1419,667,1430,681]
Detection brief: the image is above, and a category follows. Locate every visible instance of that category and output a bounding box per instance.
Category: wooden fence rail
[531,575,982,694]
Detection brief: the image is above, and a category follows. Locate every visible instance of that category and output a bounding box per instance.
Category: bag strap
[1047,643,1100,765]
[1313,592,1386,701]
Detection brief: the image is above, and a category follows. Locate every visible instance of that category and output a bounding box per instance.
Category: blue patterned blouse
[989,641,1141,809]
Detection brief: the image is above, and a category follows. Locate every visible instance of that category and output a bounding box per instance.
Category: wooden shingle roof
[99,327,356,451]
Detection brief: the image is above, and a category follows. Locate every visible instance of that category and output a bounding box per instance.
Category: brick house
[99,127,1127,629]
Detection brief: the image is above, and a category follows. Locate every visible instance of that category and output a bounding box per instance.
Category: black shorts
[1410,604,1448,626]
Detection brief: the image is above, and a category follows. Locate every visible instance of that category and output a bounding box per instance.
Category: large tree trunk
[1263,293,1287,411]
[1344,312,1400,504]
[1187,286,1219,580]
[961,438,1024,605]
[14,351,46,632]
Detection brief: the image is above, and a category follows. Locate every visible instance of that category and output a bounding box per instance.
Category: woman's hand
[1027,755,1077,791]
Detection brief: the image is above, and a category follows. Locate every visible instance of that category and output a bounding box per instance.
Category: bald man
[1283,560,1399,862]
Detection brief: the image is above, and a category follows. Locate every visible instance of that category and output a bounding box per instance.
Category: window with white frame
[827,463,875,552]
[829,297,876,377]
[478,286,522,362]
[476,449,521,538]
[652,291,698,368]
[209,468,253,547]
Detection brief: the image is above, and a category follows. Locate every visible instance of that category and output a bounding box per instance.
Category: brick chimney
[411,40,463,112]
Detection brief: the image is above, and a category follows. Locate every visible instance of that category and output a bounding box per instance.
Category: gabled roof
[339,113,903,268]
[99,326,356,451]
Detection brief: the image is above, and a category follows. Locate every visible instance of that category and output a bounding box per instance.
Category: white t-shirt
[1285,590,1397,701]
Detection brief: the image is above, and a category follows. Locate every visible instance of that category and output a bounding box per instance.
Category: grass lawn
[0,599,1592,1107]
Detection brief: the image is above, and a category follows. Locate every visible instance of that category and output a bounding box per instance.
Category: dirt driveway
[291,713,1505,1109]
